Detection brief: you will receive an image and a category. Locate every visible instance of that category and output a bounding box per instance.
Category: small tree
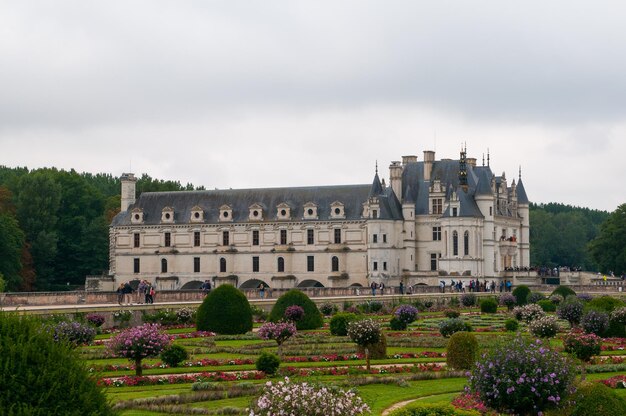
[258,321,297,356]
[557,296,584,328]
[347,319,381,370]
[284,305,305,322]
[108,323,171,376]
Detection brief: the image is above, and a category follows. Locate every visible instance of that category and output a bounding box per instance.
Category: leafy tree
[589,204,626,275]
[0,212,24,290]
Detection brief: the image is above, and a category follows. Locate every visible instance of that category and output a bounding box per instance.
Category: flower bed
[99,370,265,387]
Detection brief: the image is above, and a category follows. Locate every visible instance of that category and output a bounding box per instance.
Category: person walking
[122,281,134,305]
[370,281,377,296]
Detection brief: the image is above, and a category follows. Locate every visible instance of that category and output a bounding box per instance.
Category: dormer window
[219,205,233,222]
[330,201,345,219]
[276,203,291,220]
[161,207,174,223]
[249,204,264,221]
[190,206,204,223]
[131,208,144,224]
[303,202,318,220]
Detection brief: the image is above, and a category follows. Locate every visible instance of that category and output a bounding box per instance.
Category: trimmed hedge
[160,344,189,367]
[538,299,557,312]
[0,313,113,415]
[554,382,626,416]
[196,284,253,334]
[330,312,358,336]
[446,332,478,370]
[389,403,479,416]
[586,296,625,313]
[551,285,576,299]
[512,285,531,305]
[269,289,323,330]
[479,298,498,314]
[256,351,280,375]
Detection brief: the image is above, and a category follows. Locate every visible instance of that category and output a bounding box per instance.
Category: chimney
[401,155,417,165]
[423,150,435,182]
[389,161,403,201]
[120,173,137,212]
[467,157,477,167]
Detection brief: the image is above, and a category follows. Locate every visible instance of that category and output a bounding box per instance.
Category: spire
[487,148,490,167]
[369,165,383,197]
[375,160,378,175]
[459,143,468,191]
[482,153,485,166]
[519,165,522,180]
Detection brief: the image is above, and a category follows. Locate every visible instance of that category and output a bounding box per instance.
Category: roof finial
[487,148,490,167]
[519,165,522,180]
[375,160,378,175]
[482,153,485,166]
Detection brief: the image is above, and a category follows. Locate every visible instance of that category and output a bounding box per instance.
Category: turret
[120,173,137,212]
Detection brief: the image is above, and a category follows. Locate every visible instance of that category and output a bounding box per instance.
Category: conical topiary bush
[269,289,323,330]
[196,284,253,334]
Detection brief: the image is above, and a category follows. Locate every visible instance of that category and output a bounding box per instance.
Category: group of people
[370,281,386,296]
[116,280,155,305]
[439,279,512,293]
[200,280,212,296]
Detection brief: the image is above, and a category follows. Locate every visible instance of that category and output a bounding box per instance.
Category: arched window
[453,231,459,256]
[277,257,285,272]
[331,256,339,272]
[161,258,168,273]
[464,231,469,256]
[219,257,226,273]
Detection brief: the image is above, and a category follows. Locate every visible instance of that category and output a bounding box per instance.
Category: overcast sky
[1,1,624,212]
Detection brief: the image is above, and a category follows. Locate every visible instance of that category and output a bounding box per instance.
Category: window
[277,257,285,272]
[334,228,341,244]
[373,234,378,243]
[307,229,314,245]
[133,258,140,273]
[489,206,493,216]
[383,261,387,271]
[307,255,314,272]
[219,258,226,273]
[252,230,259,246]
[331,256,339,272]
[161,258,167,273]
[252,256,259,272]
[432,198,443,215]
[164,232,171,247]
[430,253,437,271]
[372,209,378,219]
[194,231,200,247]
[280,229,287,245]
[134,233,140,248]
[383,234,387,243]
[373,261,378,271]
[432,226,441,241]
[453,231,459,256]
[464,231,469,256]
[452,207,458,217]
[222,231,230,246]
[194,257,200,273]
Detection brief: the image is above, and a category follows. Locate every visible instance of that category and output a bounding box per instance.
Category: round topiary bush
[512,285,531,305]
[160,344,189,367]
[460,293,477,307]
[581,310,610,336]
[537,299,556,312]
[196,284,253,334]
[587,296,625,313]
[255,351,281,376]
[504,318,519,332]
[479,298,498,314]
[330,312,358,336]
[0,313,114,415]
[439,318,472,338]
[446,332,478,370]
[389,316,407,331]
[269,289,323,330]
[551,285,576,299]
[562,382,626,416]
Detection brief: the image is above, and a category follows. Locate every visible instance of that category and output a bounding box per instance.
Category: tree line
[0,165,623,291]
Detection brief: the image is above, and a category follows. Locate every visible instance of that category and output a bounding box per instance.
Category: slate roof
[516,178,529,204]
[112,184,375,226]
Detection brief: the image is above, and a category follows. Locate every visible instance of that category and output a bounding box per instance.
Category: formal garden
[3,284,626,415]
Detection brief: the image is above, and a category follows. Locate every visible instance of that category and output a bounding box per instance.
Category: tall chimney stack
[423,150,435,182]
[120,173,137,212]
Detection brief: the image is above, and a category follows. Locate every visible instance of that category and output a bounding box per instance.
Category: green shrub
[389,316,407,330]
[446,332,478,370]
[527,292,546,304]
[587,296,625,313]
[555,382,626,416]
[512,285,531,305]
[269,289,323,330]
[196,284,253,334]
[439,318,472,338]
[538,299,557,312]
[448,297,461,308]
[256,351,280,375]
[160,344,189,367]
[479,298,498,314]
[460,293,477,307]
[444,308,461,318]
[0,313,114,415]
[389,403,479,416]
[551,286,576,299]
[330,312,358,336]
[143,309,178,325]
[504,318,519,332]
[357,333,387,359]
